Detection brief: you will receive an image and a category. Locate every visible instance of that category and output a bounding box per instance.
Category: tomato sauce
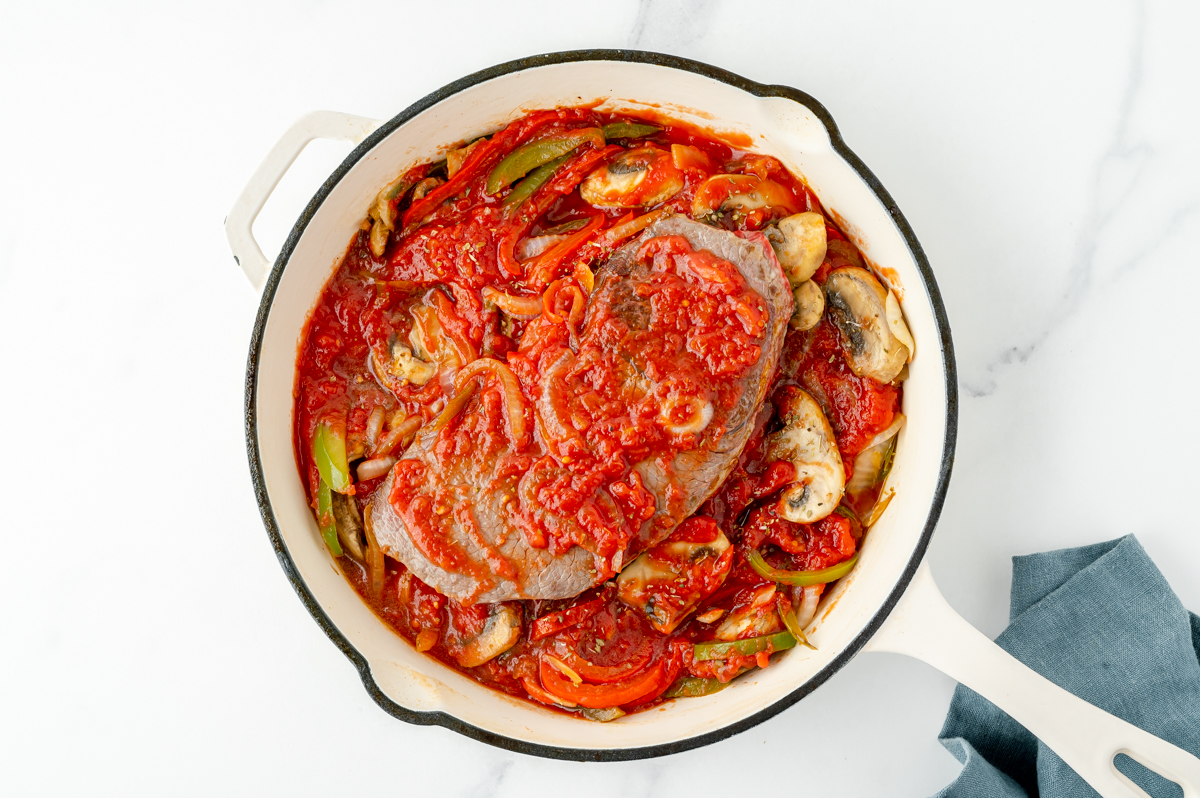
[294,107,904,717]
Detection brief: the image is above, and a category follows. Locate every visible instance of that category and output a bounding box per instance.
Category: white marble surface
[2,1,1198,794]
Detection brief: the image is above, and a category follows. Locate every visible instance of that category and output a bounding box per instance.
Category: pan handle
[864,562,1200,798]
[225,111,381,290]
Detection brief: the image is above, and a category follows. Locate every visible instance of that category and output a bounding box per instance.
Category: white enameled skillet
[227,51,1199,795]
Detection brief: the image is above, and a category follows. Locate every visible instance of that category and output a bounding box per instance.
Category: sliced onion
[363,502,386,602]
[534,351,584,452]
[371,415,422,458]
[864,489,896,528]
[866,413,906,451]
[792,585,821,629]
[885,290,915,362]
[572,263,595,294]
[544,654,584,685]
[364,406,385,450]
[516,234,568,262]
[847,414,905,496]
[356,455,397,481]
[482,286,543,319]
[542,278,587,326]
[455,358,530,448]
[595,207,672,249]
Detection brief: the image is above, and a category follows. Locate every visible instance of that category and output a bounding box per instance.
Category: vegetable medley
[295,107,912,718]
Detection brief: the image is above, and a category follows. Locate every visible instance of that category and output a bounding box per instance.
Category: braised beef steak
[369,217,793,603]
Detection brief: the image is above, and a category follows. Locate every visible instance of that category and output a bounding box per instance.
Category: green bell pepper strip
[539,217,590,235]
[833,503,860,524]
[692,630,796,663]
[312,420,352,493]
[486,127,605,195]
[579,707,626,722]
[600,122,660,140]
[316,479,344,557]
[780,608,816,651]
[664,675,735,698]
[877,437,898,487]
[746,548,859,587]
[501,154,571,209]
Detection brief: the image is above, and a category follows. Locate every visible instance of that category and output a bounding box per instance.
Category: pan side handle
[225,111,381,290]
[863,562,1200,798]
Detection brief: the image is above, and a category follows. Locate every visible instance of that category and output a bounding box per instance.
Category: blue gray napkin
[934,536,1200,798]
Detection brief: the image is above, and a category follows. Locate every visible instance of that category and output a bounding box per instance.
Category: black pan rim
[243,47,958,762]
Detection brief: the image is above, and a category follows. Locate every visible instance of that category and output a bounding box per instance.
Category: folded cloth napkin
[935,535,1200,798]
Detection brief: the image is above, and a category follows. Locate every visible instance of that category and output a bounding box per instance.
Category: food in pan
[294,107,912,717]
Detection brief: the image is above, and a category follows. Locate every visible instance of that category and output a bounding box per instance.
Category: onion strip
[431,291,478,366]
[544,655,584,685]
[595,207,672,249]
[482,286,543,319]
[364,406,385,450]
[525,212,605,288]
[363,502,386,602]
[455,358,530,448]
[542,278,587,327]
[370,415,422,458]
[356,455,397,481]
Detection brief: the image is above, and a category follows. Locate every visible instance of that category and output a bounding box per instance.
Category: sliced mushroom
[766,386,845,524]
[580,146,683,208]
[369,218,391,259]
[455,603,522,668]
[824,267,909,383]
[375,338,437,386]
[367,172,418,258]
[767,212,827,286]
[410,176,443,201]
[846,413,905,503]
[330,491,366,562]
[790,280,824,331]
[617,531,732,634]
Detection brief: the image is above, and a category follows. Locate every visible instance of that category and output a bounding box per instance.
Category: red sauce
[295,107,903,716]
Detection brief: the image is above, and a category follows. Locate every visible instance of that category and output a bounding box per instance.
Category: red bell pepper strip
[494,144,623,276]
[530,597,605,640]
[525,212,605,288]
[538,655,669,709]
[557,639,654,684]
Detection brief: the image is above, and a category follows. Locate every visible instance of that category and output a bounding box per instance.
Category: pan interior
[249,54,952,754]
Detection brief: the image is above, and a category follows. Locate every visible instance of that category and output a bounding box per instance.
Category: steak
[369,217,793,603]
